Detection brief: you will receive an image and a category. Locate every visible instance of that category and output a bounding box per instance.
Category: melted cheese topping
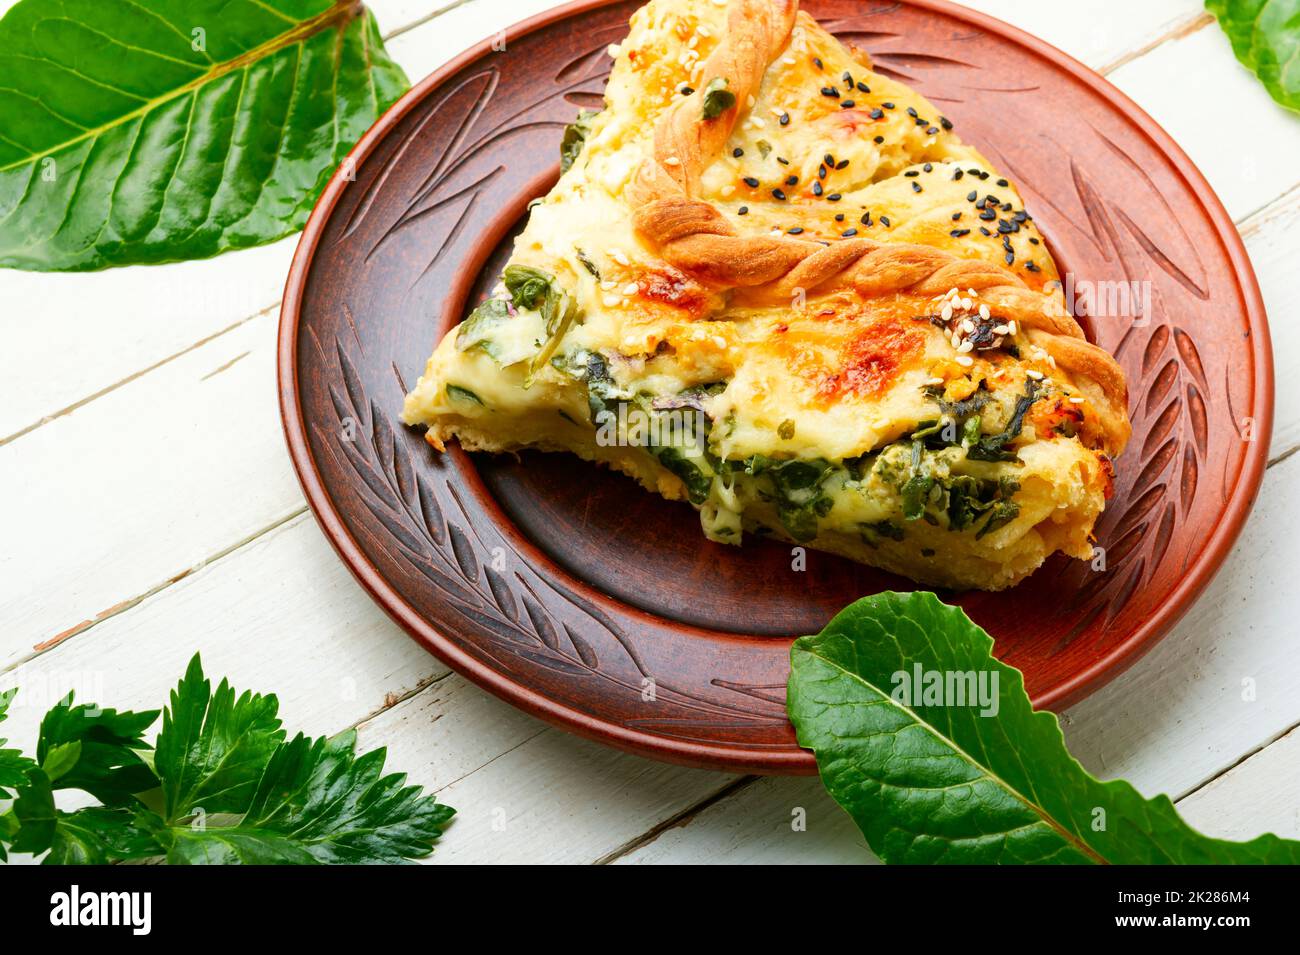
[402,0,1113,591]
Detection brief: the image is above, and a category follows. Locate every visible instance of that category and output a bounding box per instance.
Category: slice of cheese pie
[402,0,1131,591]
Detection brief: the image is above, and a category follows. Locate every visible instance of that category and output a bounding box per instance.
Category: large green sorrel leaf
[1208,0,1300,112]
[0,0,408,271]
[788,591,1300,864]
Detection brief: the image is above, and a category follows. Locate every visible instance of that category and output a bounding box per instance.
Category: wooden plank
[1177,726,1300,841]
[0,513,443,753]
[353,685,737,864]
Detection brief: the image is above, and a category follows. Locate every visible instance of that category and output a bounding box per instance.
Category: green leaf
[788,591,1300,864]
[37,693,160,804]
[1207,0,1270,66]
[155,654,285,822]
[157,730,454,864]
[0,0,409,271]
[0,687,37,798]
[1208,0,1300,111]
[701,77,736,120]
[9,766,57,855]
[43,807,164,864]
[560,109,598,173]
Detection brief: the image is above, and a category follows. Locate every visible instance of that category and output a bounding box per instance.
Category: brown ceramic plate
[278,0,1272,773]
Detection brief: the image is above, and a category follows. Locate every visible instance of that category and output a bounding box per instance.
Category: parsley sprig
[0,656,453,864]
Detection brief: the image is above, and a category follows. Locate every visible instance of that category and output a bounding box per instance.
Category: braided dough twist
[625,0,1130,456]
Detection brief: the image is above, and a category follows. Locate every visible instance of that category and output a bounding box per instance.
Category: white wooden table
[3,0,1299,865]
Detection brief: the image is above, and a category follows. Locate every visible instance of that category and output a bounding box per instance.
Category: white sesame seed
[747,95,756,108]
[782,56,797,65]
[712,335,727,348]
[622,282,639,296]
[968,288,978,297]
[750,116,766,128]
[607,44,622,57]
[611,250,630,266]
[664,156,681,166]
[992,324,1010,336]
[1007,320,1017,334]
[1026,369,1044,380]
[600,280,616,291]
[1068,396,1085,404]
[602,294,622,307]
[960,318,975,334]
[771,107,786,117]
[941,303,953,321]
[926,376,945,386]
[955,355,974,367]
[688,35,699,49]
[979,304,991,320]
[961,298,973,310]
[698,25,712,37]
[957,340,974,354]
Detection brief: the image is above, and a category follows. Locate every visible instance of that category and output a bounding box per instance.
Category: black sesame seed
[914,118,927,127]
[953,169,964,180]
[779,112,790,126]
[870,108,884,120]
[905,171,919,178]
[952,212,962,221]
[821,86,840,98]
[812,181,823,196]
[842,228,858,237]
[777,156,790,165]
[842,71,854,85]
[967,190,978,202]
[861,212,873,225]
[785,175,799,186]
[912,182,923,193]
[743,177,760,188]
[813,57,823,69]
[1005,252,1015,265]
[883,102,895,109]
[873,135,884,144]
[772,188,787,200]
[879,215,891,226]
[857,81,870,93]
[907,107,918,117]
[940,116,953,130]
[827,193,842,201]
[1013,210,1028,222]
[680,86,695,95]
[835,213,845,221]
[836,159,850,170]
[788,226,804,234]
[818,164,827,179]
[997,220,1013,234]
[1001,202,1013,212]
[997,178,1009,187]
[950,228,970,237]
[923,163,932,172]
[1029,237,1040,245]
[926,126,939,135]
[733,147,744,158]
[841,100,855,109]
[979,227,992,236]
[737,206,749,215]
[979,209,996,221]
[1026,261,1041,272]
[824,153,835,166]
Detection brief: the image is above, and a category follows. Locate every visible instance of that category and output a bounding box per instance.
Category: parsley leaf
[0,655,454,864]
[155,655,285,822]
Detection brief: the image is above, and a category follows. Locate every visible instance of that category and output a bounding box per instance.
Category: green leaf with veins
[0,0,409,271]
[37,693,160,804]
[157,730,455,864]
[788,591,1300,864]
[1208,0,1300,111]
[155,654,285,822]
[44,807,165,864]
[0,688,37,799]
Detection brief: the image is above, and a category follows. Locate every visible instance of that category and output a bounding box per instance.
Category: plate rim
[278,0,1274,772]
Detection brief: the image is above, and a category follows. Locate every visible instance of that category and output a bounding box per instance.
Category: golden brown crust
[624,0,1131,456]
